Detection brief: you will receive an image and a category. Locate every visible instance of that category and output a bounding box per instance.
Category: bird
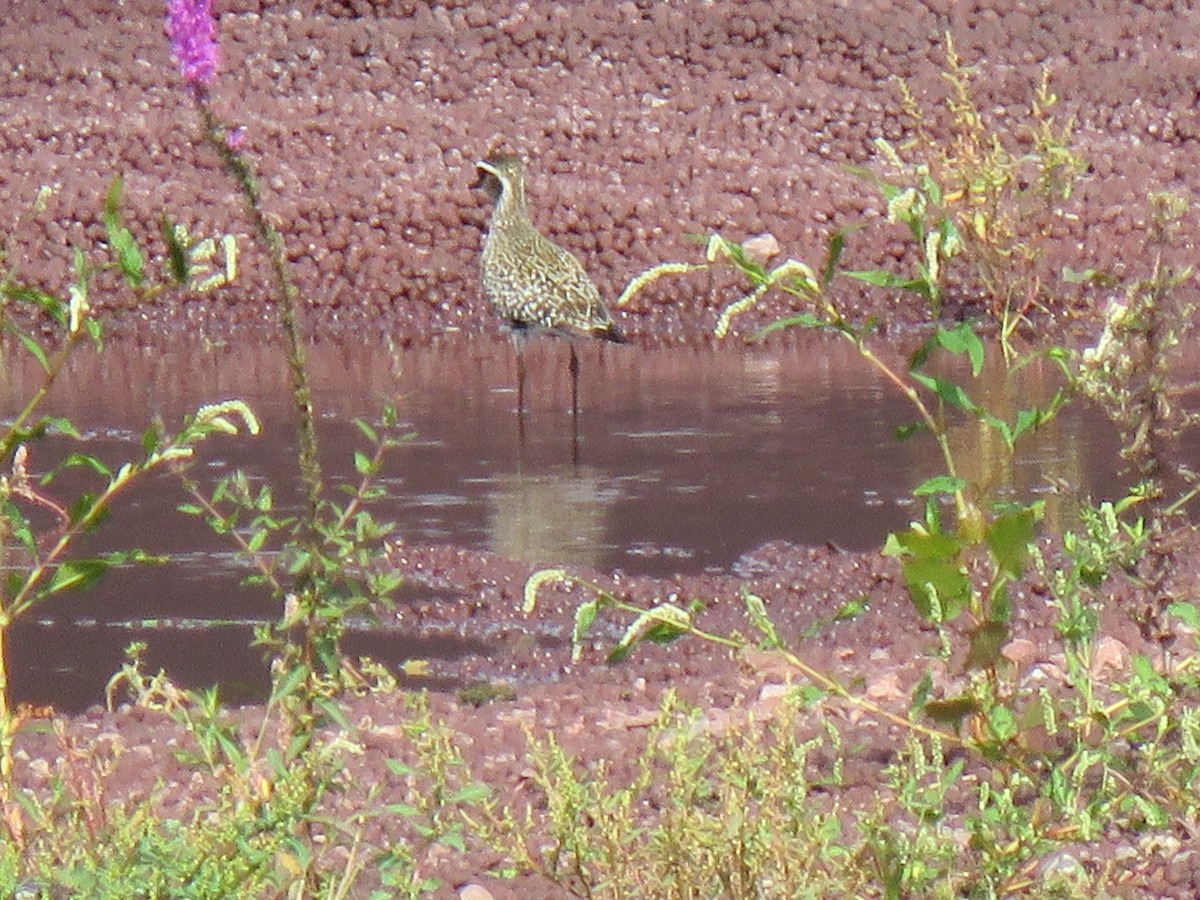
[475,154,626,422]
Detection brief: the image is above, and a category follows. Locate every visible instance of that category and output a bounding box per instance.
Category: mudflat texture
[3,0,1199,338]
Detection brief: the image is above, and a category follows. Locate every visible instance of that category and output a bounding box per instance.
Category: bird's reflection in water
[484,465,618,568]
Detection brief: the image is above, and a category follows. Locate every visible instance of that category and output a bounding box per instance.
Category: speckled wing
[525,234,613,336]
[484,227,611,337]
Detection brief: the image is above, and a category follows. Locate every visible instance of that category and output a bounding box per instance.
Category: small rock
[1164,849,1196,886]
[739,649,798,681]
[1090,635,1129,677]
[865,671,905,703]
[598,708,660,731]
[757,682,791,703]
[459,886,495,900]
[1001,637,1038,667]
[748,682,797,721]
[742,232,781,264]
[1039,849,1085,885]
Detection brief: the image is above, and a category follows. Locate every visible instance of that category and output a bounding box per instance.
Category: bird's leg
[569,343,580,422]
[514,332,528,416]
[569,344,580,465]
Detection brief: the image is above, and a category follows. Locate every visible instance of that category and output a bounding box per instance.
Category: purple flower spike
[166,0,219,88]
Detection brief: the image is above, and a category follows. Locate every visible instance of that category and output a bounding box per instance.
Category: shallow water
[0,333,1138,709]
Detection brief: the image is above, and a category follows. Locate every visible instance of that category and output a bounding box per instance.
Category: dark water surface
[2,334,1129,710]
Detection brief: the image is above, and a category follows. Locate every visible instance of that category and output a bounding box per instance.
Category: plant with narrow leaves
[1078,193,1198,643]
[0,395,258,820]
[615,220,1075,746]
[175,409,411,707]
[861,35,1086,346]
[0,185,244,827]
[617,35,1085,352]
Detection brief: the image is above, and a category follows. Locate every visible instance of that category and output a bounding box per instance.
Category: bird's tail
[597,322,628,344]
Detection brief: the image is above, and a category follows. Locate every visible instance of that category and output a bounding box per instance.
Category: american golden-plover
[476,154,625,418]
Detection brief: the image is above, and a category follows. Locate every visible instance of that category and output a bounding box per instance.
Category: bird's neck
[493,181,531,230]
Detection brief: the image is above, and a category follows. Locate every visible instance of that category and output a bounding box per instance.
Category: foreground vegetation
[1,7,1198,897]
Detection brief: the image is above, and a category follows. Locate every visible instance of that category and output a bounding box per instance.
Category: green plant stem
[0,331,84,464]
[0,624,10,785]
[193,99,323,526]
[832,322,969,522]
[193,93,327,697]
[1,455,143,802]
[8,468,135,621]
[176,472,284,595]
[566,578,963,748]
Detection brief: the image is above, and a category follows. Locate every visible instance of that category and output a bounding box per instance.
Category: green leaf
[571,600,600,662]
[314,696,351,731]
[448,782,491,805]
[938,215,963,256]
[985,704,1017,741]
[755,312,824,340]
[66,493,105,530]
[60,452,114,479]
[271,663,309,703]
[105,174,144,289]
[1131,655,1170,696]
[845,269,929,294]
[48,558,109,595]
[354,418,379,444]
[922,695,980,728]
[1009,406,1049,445]
[608,603,691,664]
[821,226,859,290]
[102,548,165,567]
[893,422,926,442]
[439,831,468,853]
[910,370,977,412]
[141,422,162,456]
[16,332,50,373]
[742,587,781,648]
[44,416,81,439]
[910,670,933,714]
[935,323,984,376]
[353,450,373,476]
[1062,266,1118,286]
[73,246,89,290]
[1,499,36,554]
[986,506,1038,579]
[832,594,869,622]
[887,527,971,621]
[386,759,414,778]
[913,475,965,497]
[160,215,190,284]
[1167,601,1200,630]
[980,412,1015,448]
[6,284,68,326]
[716,235,766,281]
[964,621,1009,670]
[989,581,1012,624]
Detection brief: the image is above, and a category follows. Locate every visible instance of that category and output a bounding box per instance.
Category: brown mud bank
[3,1,1200,340]
[13,532,1200,896]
